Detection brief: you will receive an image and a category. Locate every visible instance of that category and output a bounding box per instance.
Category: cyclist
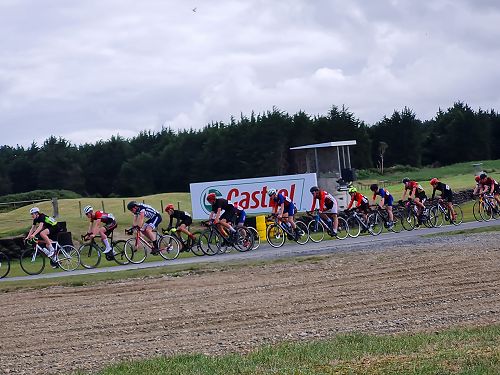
[429,178,456,222]
[206,193,238,238]
[164,203,196,243]
[370,184,394,228]
[401,177,427,227]
[309,186,338,236]
[232,202,247,227]
[345,187,370,224]
[478,173,500,206]
[83,205,117,260]
[268,188,300,239]
[127,201,162,255]
[26,207,61,267]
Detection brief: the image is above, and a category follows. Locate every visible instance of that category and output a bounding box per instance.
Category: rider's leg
[386,205,394,222]
[39,229,56,257]
[177,223,195,240]
[98,226,112,252]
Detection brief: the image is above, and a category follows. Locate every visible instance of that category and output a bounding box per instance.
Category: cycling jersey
[134,203,160,219]
[234,207,247,225]
[431,182,453,200]
[168,210,193,227]
[347,192,369,210]
[311,190,337,212]
[33,213,58,229]
[92,211,115,225]
[481,177,500,193]
[270,193,296,216]
[373,188,394,206]
[211,198,236,221]
[405,181,425,194]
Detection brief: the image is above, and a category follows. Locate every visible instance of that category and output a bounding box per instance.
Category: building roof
[289,140,357,150]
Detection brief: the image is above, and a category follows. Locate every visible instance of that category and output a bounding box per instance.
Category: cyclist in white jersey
[127,201,162,254]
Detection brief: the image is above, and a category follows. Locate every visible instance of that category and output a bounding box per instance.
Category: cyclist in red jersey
[346,187,370,223]
[401,177,427,226]
[478,173,500,206]
[83,205,117,259]
[309,186,339,236]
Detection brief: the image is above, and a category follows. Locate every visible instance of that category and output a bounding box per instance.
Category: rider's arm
[319,192,326,212]
[346,196,354,210]
[90,219,100,236]
[310,197,316,212]
[214,208,222,222]
[30,223,44,238]
[277,203,284,217]
[167,214,174,228]
[431,187,437,200]
[26,224,36,238]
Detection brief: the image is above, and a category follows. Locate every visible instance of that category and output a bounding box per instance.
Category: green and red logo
[201,188,223,214]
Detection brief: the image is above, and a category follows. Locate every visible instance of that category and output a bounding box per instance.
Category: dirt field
[1,232,499,374]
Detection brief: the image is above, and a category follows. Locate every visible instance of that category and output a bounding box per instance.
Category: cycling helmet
[29,207,40,214]
[348,187,357,194]
[430,178,439,185]
[309,186,319,194]
[267,188,277,197]
[232,202,239,209]
[369,184,378,192]
[83,205,93,215]
[165,203,175,212]
[127,201,138,211]
[206,193,216,203]
[402,177,410,184]
[479,173,487,180]
[475,175,481,182]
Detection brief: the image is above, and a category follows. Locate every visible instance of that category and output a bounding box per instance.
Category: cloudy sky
[1,0,499,147]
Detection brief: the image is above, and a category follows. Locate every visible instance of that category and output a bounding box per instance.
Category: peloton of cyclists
[309,186,339,236]
[268,188,300,240]
[83,205,117,260]
[401,177,427,227]
[127,201,163,255]
[370,184,394,228]
[429,178,456,222]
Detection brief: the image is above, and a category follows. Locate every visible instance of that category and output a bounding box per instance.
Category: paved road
[3,219,499,282]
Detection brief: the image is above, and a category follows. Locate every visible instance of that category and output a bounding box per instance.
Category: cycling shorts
[357,202,370,214]
[322,200,338,214]
[383,194,394,207]
[236,211,246,225]
[442,190,453,203]
[104,221,118,235]
[178,216,193,227]
[220,207,236,222]
[415,191,427,201]
[143,214,162,230]
[283,203,297,217]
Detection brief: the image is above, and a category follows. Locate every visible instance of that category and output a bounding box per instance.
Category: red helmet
[475,176,480,182]
[430,178,439,185]
[232,202,239,209]
[165,203,174,212]
[207,193,216,203]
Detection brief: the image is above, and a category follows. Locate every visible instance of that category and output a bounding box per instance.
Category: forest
[0,102,499,197]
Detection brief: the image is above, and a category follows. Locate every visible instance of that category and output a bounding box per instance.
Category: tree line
[0,102,499,197]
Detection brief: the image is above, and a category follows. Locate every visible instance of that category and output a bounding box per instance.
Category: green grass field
[79,325,499,375]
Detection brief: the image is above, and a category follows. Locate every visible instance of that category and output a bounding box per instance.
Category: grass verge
[82,325,500,375]
[424,224,500,237]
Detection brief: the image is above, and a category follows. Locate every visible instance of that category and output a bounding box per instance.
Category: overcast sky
[1,0,499,147]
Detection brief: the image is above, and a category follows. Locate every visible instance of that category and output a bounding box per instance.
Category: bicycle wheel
[479,201,493,221]
[0,251,10,279]
[198,230,222,255]
[429,206,443,228]
[346,216,361,238]
[367,213,383,235]
[233,227,254,252]
[247,227,260,250]
[158,234,181,260]
[390,211,403,233]
[57,245,80,271]
[78,243,101,269]
[20,247,45,275]
[189,231,205,256]
[401,209,416,231]
[295,221,309,244]
[492,201,500,220]
[472,201,483,221]
[307,219,325,243]
[451,204,463,225]
[124,238,147,264]
[111,240,129,265]
[266,224,285,248]
[336,216,349,239]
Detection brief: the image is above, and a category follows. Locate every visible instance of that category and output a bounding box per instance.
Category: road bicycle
[472,194,500,221]
[265,215,309,248]
[161,227,204,256]
[20,238,80,275]
[124,226,181,264]
[429,199,463,227]
[78,232,128,269]
[344,209,377,237]
[229,217,260,250]
[399,199,434,230]
[306,210,348,243]
[0,251,10,279]
[198,221,254,255]
[368,206,404,234]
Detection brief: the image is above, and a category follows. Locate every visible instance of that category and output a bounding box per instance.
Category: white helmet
[267,188,277,197]
[29,207,40,214]
[83,205,93,215]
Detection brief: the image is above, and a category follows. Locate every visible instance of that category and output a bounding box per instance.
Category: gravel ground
[0,232,499,374]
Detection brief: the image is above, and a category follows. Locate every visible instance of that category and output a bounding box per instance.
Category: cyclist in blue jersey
[267,188,299,239]
[370,184,394,228]
[232,202,247,227]
[127,201,162,254]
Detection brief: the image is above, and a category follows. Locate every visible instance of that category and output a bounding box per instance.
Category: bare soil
[1,233,499,374]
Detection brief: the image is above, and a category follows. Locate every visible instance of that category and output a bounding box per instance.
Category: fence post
[177,201,180,210]
[101,200,105,212]
[123,199,126,213]
[160,200,164,212]
[52,197,59,218]
[78,201,82,218]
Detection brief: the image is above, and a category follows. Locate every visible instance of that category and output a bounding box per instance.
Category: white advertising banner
[190,173,318,219]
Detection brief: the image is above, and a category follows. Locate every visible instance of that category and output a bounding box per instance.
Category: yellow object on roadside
[256,215,267,240]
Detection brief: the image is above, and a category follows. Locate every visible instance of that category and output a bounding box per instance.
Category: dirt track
[1,232,499,374]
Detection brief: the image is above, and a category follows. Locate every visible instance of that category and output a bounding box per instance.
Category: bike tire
[198,230,221,256]
[234,227,254,252]
[367,213,383,236]
[20,247,46,275]
[390,211,403,233]
[78,243,101,269]
[479,201,493,221]
[57,245,80,271]
[158,234,181,260]
[112,240,129,265]
[401,209,416,231]
[307,219,325,243]
[472,201,483,222]
[0,251,10,279]
[428,206,442,228]
[189,231,205,256]
[247,227,260,250]
[346,216,361,238]
[336,216,349,239]
[451,204,463,225]
[266,224,285,248]
[295,221,309,244]
[124,238,147,264]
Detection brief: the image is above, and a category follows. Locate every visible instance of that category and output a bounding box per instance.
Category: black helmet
[402,177,410,184]
[309,186,319,193]
[127,201,138,211]
[479,173,487,180]
[370,184,378,192]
